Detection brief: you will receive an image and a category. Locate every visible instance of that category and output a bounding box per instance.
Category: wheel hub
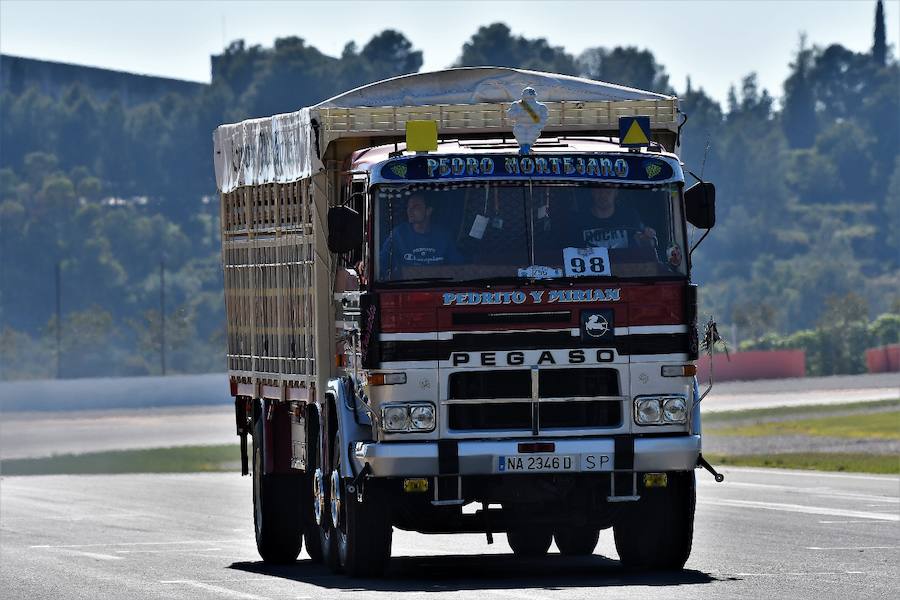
[313,468,325,525]
[330,469,342,528]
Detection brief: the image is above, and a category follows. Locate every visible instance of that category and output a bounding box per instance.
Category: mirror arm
[686,169,707,184]
[689,228,711,256]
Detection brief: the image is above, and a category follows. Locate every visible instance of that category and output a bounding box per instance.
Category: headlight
[409,405,435,431]
[634,396,688,425]
[635,398,662,424]
[382,406,410,431]
[663,397,687,423]
[381,403,435,432]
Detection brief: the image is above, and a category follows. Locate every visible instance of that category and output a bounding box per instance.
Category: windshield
[375,181,686,283]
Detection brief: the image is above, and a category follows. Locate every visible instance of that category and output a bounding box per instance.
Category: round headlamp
[635,398,662,424]
[663,397,687,423]
[410,405,435,431]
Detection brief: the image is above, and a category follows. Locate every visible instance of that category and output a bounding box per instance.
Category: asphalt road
[2,468,898,600]
[2,373,897,459]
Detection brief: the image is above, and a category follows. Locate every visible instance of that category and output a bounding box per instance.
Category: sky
[1,0,897,104]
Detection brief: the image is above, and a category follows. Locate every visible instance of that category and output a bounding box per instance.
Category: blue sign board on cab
[618,116,652,148]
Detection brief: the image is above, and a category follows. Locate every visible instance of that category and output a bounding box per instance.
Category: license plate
[495,453,613,473]
[497,453,576,472]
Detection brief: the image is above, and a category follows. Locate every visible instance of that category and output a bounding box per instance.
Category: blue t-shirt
[379,223,462,278]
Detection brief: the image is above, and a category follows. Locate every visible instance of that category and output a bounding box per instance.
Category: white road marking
[727,571,870,577]
[63,550,123,561]
[31,538,245,549]
[160,580,270,600]
[116,548,223,553]
[711,468,900,482]
[699,498,900,521]
[160,579,270,583]
[806,546,899,550]
[819,520,870,524]
[710,481,899,504]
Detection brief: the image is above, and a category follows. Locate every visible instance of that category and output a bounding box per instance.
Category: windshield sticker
[379,154,676,183]
[563,247,612,277]
[517,265,564,279]
[442,288,620,306]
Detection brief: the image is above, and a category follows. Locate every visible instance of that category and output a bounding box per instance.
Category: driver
[379,192,462,277]
[575,188,656,248]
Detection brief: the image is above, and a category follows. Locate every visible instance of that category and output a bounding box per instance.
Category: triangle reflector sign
[622,120,650,146]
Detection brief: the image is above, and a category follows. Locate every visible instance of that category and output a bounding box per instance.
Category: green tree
[577,46,670,93]
[873,0,887,67]
[782,35,818,148]
[455,23,578,74]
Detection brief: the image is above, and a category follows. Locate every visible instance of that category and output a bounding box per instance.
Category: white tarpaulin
[213,67,675,193]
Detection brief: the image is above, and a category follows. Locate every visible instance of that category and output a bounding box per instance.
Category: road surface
[1,468,897,599]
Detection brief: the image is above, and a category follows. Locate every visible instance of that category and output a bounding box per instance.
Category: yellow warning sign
[618,116,652,148]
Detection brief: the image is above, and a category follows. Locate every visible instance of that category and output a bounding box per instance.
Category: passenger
[574,187,657,248]
[379,193,463,277]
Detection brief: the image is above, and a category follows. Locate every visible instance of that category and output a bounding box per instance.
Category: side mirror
[684,182,716,229]
[327,205,363,254]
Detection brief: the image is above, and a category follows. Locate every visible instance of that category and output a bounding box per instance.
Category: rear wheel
[554,527,599,556]
[333,435,393,577]
[613,471,695,570]
[507,528,553,557]
[252,403,303,564]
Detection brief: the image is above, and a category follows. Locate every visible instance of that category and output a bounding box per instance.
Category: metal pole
[55,261,62,379]
[160,258,166,376]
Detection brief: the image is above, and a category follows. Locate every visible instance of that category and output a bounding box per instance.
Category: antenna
[700,137,711,179]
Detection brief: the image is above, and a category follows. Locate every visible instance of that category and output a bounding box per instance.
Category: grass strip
[707,409,900,440]
[704,452,900,475]
[703,398,899,424]
[1,445,241,476]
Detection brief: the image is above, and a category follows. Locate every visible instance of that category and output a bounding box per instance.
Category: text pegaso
[425,156,629,178]
[451,349,616,367]
[443,289,620,306]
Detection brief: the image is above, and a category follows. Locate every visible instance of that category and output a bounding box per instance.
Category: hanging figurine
[506,87,549,155]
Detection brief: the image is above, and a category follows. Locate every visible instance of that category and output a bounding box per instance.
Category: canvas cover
[213,67,675,193]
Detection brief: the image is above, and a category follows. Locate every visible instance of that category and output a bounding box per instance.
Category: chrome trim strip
[440,395,627,405]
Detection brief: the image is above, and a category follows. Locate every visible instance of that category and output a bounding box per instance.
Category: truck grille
[446,368,621,432]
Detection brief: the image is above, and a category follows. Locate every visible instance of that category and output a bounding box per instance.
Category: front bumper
[354,435,700,477]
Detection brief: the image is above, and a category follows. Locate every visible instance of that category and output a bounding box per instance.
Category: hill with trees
[1,2,897,379]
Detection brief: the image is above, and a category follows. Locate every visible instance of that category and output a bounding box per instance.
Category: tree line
[1,2,897,379]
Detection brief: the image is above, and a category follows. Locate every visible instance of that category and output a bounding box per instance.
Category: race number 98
[563,247,611,277]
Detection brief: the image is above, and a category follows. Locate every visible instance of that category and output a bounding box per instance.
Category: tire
[252,404,303,564]
[613,471,695,570]
[315,432,340,572]
[303,416,323,564]
[507,528,553,557]
[333,434,393,577]
[554,527,599,556]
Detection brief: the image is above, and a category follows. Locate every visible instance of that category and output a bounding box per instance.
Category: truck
[213,66,719,577]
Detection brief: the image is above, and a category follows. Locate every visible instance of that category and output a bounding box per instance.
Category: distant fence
[697,350,806,383]
[866,344,900,374]
[0,373,231,412]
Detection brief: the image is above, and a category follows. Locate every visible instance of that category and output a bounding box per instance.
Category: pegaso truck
[213,67,721,577]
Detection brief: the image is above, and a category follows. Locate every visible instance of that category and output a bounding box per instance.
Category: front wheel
[333,436,393,577]
[613,471,695,570]
[252,404,303,564]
